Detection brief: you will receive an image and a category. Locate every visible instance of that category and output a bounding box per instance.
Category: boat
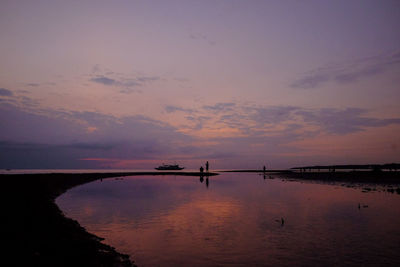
[155,164,185,170]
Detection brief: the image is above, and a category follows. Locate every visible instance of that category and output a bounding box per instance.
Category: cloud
[0,102,192,168]
[137,76,159,82]
[189,32,217,46]
[290,74,330,89]
[2,98,400,169]
[333,65,383,84]
[68,142,116,150]
[25,83,40,87]
[296,108,400,134]
[91,76,116,86]
[187,102,400,137]
[177,103,400,168]
[0,103,85,144]
[190,116,212,130]
[70,110,115,125]
[203,102,236,113]
[248,106,299,124]
[185,116,195,121]
[196,103,300,134]
[0,141,123,169]
[174,77,190,82]
[119,79,142,87]
[0,141,81,169]
[90,74,160,93]
[92,64,101,73]
[291,51,400,89]
[0,88,13,96]
[165,105,194,114]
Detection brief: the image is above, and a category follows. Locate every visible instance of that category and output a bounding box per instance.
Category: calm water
[57,173,400,266]
[0,169,196,174]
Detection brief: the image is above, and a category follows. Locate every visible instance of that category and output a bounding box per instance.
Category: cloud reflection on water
[57,173,400,266]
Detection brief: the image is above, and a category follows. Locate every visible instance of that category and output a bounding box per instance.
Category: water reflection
[199,175,210,189]
[57,173,400,266]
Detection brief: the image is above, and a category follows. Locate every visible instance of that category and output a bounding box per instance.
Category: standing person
[206,161,209,172]
[263,165,266,172]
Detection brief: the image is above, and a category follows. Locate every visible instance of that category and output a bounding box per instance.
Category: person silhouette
[200,166,204,173]
[263,165,266,172]
[206,161,209,172]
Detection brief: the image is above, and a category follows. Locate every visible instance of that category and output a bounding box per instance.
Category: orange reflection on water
[57,173,400,266]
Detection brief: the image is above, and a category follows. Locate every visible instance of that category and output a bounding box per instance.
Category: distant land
[291,163,400,171]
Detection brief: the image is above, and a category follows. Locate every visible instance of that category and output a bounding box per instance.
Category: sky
[1,0,400,169]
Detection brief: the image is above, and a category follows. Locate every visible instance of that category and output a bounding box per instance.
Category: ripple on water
[57,173,400,266]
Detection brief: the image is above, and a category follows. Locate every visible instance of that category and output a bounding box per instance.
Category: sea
[55,172,400,266]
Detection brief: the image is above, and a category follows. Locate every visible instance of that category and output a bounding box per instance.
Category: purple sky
[1,0,400,169]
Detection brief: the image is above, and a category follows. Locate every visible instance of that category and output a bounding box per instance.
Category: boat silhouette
[155,164,185,170]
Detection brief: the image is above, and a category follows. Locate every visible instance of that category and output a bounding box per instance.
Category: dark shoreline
[1,171,218,267]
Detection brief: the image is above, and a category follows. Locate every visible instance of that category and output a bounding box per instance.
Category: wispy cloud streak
[90,71,160,93]
[165,105,195,114]
[0,88,13,96]
[291,51,400,89]
[176,102,400,137]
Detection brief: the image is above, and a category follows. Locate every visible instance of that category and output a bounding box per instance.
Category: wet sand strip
[279,171,400,184]
[221,170,400,192]
[221,169,400,184]
[0,171,218,267]
[221,169,292,173]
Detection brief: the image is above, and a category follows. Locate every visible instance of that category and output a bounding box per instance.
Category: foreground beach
[1,171,217,267]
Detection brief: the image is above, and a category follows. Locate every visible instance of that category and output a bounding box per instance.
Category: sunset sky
[1,0,399,169]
